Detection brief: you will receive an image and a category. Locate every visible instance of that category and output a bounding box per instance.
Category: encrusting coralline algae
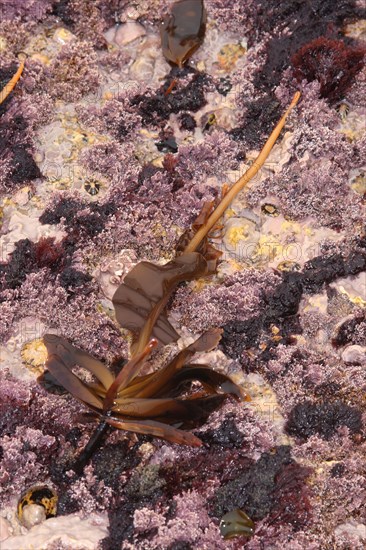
[0,0,365,549]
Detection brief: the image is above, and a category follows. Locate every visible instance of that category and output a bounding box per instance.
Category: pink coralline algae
[0,426,56,503]
[245,80,366,230]
[0,372,83,508]
[78,94,143,142]
[0,1,365,549]
[55,0,109,49]
[171,269,282,333]
[0,0,52,22]
[247,160,364,231]
[130,490,226,550]
[174,130,240,187]
[47,40,101,102]
[79,141,139,183]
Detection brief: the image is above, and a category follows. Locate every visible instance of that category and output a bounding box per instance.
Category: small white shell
[115,22,146,46]
[341,345,366,365]
[21,504,47,529]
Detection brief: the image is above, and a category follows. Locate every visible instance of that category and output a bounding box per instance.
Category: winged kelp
[39,93,300,471]
[41,91,300,471]
[113,91,301,356]
[43,328,244,472]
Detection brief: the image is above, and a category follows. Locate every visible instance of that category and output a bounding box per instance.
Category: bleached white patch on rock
[3,513,109,550]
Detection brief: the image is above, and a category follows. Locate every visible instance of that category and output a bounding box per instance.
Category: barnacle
[0,56,25,105]
[84,179,100,196]
[261,203,279,216]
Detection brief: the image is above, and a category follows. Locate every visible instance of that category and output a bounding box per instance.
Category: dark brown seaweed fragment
[42,329,243,458]
[219,508,255,539]
[112,252,209,354]
[161,0,207,67]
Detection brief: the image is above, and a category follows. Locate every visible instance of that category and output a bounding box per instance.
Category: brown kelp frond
[152,364,247,400]
[112,251,209,354]
[116,328,223,399]
[111,396,220,421]
[39,92,300,468]
[0,56,26,105]
[105,417,203,447]
[183,91,301,254]
[102,338,158,412]
[45,352,104,410]
[42,328,242,450]
[161,0,207,68]
[43,334,114,390]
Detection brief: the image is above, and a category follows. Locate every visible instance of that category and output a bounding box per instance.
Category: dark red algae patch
[292,37,365,103]
[252,0,365,93]
[285,400,363,440]
[130,68,210,127]
[0,236,91,294]
[228,0,365,148]
[100,456,166,549]
[0,107,42,191]
[332,312,366,347]
[229,96,282,150]
[209,446,312,529]
[39,196,117,239]
[0,65,42,190]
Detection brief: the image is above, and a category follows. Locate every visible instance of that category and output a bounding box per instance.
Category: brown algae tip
[161,0,207,67]
[220,508,255,540]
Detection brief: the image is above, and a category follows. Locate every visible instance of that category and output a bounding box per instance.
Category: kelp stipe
[0,55,25,105]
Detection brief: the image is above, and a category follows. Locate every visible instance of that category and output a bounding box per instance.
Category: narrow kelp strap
[0,56,26,105]
[184,91,301,253]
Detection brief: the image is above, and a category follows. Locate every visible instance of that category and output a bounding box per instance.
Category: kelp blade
[43,334,114,390]
[161,0,206,67]
[116,329,222,399]
[105,416,203,446]
[112,252,208,346]
[45,353,103,409]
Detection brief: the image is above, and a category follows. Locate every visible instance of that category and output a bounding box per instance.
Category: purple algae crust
[0,1,366,549]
